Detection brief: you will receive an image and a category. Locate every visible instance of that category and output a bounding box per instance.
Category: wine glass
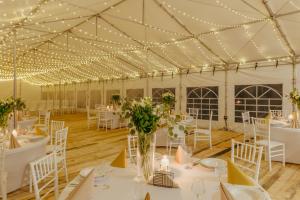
[184,146,193,169]
[191,178,205,200]
[215,161,226,181]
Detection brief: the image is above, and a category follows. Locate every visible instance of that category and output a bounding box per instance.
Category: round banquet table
[59,158,222,200]
[2,136,49,193]
[96,109,121,129]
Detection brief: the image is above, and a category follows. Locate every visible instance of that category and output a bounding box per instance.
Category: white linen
[2,136,49,193]
[271,126,300,164]
[60,160,222,200]
[97,110,120,129]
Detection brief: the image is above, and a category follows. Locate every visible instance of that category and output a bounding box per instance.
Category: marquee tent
[1,0,300,130]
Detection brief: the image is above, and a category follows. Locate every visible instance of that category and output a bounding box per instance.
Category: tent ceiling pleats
[0,0,299,85]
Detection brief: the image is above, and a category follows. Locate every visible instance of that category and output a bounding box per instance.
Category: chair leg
[64,159,69,182]
[268,148,272,171]
[209,135,212,149]
[29,172,33,193]
[282,145,285,167]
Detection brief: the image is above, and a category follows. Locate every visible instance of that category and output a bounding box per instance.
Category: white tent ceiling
[0,0,300,85]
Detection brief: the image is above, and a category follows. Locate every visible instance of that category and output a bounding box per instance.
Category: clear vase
[136,134,156,182]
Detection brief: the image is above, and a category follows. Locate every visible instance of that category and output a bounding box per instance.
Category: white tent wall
[35,63,299,132]
[0,80,41,104]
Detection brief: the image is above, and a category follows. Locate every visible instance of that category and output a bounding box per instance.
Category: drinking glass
[191,178,205,200]
[184,146,193,169]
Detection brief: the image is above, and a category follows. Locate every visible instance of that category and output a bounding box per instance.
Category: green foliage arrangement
[288,89,300,109]
[0,97,26,128]
[111,94,121,105]
[162,92,175,108]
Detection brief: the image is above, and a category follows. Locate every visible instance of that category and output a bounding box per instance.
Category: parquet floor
[7,113,300,200]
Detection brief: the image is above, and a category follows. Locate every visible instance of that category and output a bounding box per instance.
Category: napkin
[9,133,21,149]
[111,149,127,168]
[220,182,234,200]
[35,127,47,136]
[175,145,187,164]
[144,192,150,200]
[227,159,255,186]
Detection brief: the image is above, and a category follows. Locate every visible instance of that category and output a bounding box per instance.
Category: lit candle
[12,129,18,137]
[288,114,293,120]
[160,155,170,171]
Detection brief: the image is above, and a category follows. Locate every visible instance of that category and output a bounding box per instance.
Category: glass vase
[136,134,156,182]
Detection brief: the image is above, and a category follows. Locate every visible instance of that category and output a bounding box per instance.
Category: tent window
[235,84,283,122]
[126,89,144,101]
[106,89,120,104]
[77,90,86,108]
[90,89,101,109]
[186,87,219,121]
[152,88,176,107]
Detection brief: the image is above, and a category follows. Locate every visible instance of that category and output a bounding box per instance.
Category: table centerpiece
[121,97,160,181]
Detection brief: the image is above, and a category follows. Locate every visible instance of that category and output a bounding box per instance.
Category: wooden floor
[7,113,300,200]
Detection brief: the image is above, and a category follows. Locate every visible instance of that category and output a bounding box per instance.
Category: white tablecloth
[60,159,222,200]
[2,136,49,193]
[271,126,300,164]
[96,110,120,129]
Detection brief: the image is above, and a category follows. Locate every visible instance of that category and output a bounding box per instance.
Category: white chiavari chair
[231,139,263,182]
[98,111,113,132]
[36,111,51,134]
[242,111,253,143]
[30,152,58,200]
[47,120,65,153]
[86,106,98,129]
[0,137,7,200]
[252,117,285,171]
[127,135,138,162]
[55,127,69,182]
[188,108,199,128]
[168,125,186,155]
[194,111,213,149]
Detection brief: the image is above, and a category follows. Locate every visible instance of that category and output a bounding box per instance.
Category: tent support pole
[146,75,149,97]
[292,58,296,112]
[13,29,17,129]
[121,79,125,98]
[224,68,228,131]
[179,70,183,113]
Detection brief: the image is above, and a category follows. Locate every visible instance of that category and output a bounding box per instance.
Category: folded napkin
[111,149,127,168]
[175,145,187,164]
[227,159,255,186]
[35,127,47,136]
[220,182,234,200]
[9,133,21,149]
[144,192,150,200]
[220,182,271,200]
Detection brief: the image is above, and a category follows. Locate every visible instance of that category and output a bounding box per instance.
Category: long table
[5,136,49,193]
[271,126,300,164]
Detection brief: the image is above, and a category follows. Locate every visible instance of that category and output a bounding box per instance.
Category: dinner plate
[199,158,226,169]
[229,186,268,200]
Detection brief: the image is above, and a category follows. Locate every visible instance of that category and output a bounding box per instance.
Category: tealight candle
[12,129,18,137]
[288,114,293,120]
[160,155,170,171]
